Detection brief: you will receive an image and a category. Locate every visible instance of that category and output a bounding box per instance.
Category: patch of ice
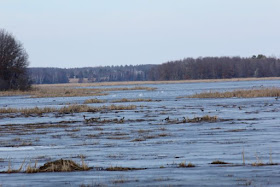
[0,146,64,152]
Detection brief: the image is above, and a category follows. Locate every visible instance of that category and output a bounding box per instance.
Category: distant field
[40,77,280,87]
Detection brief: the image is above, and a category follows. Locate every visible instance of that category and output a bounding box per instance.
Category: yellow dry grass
[178,161,195,168]
[0,87,107,98]
[0,104,136,115]
[84,98,105,104]
[0,85,155,98]
[188,88,280,98]
[187,115,218,123]
[112,98,152,103]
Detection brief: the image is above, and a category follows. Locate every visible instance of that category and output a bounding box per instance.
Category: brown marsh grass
[187,115,218,123]
[26,158,90,173]
[0,84,156,98]
[112,98,153,103]
[0,85,155,98]
[188,88,280,98]
[211,160,230,164]
[0,104,136,115]
[0,87,107,98]
[178,161,195,167]
[84,98,105,104]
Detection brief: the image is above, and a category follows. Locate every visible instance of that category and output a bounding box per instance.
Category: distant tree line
[28,55,280,84]
[149,55,280,80]
[29,68,69,84]
[29,65,154,84]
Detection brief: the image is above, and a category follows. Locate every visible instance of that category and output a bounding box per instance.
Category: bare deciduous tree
[0,29,30,90]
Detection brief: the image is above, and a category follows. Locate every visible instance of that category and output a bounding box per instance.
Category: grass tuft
[211,160,230,164]
[179,161,195,167]
[84,98,105,104]
[187,115,218,123]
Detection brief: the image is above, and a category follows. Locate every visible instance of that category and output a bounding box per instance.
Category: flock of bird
[83,115,125,123]
[81,96,279,124]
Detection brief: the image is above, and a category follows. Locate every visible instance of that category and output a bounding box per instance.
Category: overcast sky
[1,0,280,68]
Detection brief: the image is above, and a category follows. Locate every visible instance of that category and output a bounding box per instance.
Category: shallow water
[0,80,280,186]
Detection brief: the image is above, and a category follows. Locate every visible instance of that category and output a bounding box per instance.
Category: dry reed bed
[0,87,107,98]
[0,104,137,115]
[0,86,155,98]
[84,98,105,104]
[187,88,280,98]
[112,98,153,103]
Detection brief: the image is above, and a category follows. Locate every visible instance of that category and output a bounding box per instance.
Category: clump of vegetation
[4,159,26,173]
[84,98,105,104]
[0,106,55,116]
[250,153,278,166]
[187,115,218,123]
[1,158,90,173]
[36,159,90,172]
[112,98,153,103]
[27,159,90,173]
[251,162,265,166]
[188,88,280,98]
[178,161,195,168]
[107,104,136,110]
[211,160,230,164]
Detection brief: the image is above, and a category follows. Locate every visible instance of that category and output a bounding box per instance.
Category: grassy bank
[188,88,280,98]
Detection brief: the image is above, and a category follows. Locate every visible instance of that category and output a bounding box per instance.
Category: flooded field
[0,80,280,186]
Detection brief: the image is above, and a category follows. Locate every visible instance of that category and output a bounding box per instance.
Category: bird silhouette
[83,115,90,123]
[165,116,170,121]
[119,117,125,123]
